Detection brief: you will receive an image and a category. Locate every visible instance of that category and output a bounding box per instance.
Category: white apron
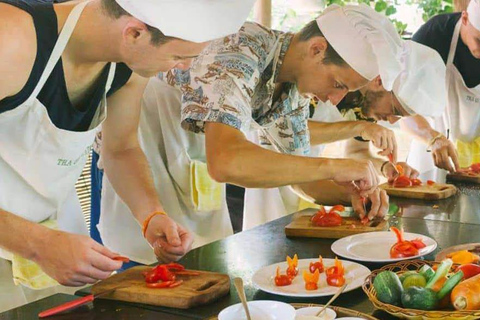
[407,20,480,180]
[0,1,115,311]
[98,78,233,265]
[243,101,343,230]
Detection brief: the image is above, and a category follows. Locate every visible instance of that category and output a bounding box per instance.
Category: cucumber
[401,287,438,310]
[426,259,453,289]
[437,271,464,300]
[419,265,435,282]
[373,271,403,306]
[399,271,418,283]
[402,274,426,290]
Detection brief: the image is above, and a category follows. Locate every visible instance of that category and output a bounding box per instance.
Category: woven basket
[362,259,480,320]
[208,303,378,320]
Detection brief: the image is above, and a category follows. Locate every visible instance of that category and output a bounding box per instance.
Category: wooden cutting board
[285,208,387,239]
[447,172,480,184]
[379,182,457,200]
[91,266,230,309]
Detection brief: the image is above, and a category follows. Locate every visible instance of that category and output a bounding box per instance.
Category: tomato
[327,274,345,287]
[311,211,342,227]
[275,267,292,286]
[305,282,318,290]
[393,175,412,188]
[286,266,298,278]
[309,262,324,274]
[411,238,426,249]
[411,178,422,186]
[146,265,176,283]
[427,180,435,186]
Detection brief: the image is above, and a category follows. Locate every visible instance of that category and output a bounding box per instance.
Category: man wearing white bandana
[113,4,418,239]
[0,0,254,311]
[404,0,480,179]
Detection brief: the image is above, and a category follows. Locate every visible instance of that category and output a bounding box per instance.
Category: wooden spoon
[233,277,252,320]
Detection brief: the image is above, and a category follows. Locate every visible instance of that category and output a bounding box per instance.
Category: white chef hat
[392,41,447,117]
[467,0,480,31]
[316,4,403,90]
[115,0,256,43]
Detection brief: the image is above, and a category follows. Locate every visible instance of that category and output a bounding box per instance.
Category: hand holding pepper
[351,188,389,221]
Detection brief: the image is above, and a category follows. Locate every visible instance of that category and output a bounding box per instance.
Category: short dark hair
[298,20,347,66]
[101,0,176,46]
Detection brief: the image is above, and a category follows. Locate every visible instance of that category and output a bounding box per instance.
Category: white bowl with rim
[218,300,295,320]
[295,306,337,320]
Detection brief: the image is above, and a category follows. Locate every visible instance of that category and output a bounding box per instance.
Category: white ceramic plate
[252,258,370,298]
[331,231,437,263]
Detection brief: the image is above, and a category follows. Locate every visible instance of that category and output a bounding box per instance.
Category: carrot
[431,276,447,292]
[452,273,480,310]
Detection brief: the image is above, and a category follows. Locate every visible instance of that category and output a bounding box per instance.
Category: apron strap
[105,62,117,94]
[444,20,462,139]
[447,20,461,66]
[27,1,90,102]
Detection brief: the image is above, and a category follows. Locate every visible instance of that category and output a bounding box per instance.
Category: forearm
[308,120,368,145]
[102,146,163,223]
[292,180,351,205]
[0,209,47,260]
[344,138,385,177]
[207,137,341,188]
[400,115,440,144]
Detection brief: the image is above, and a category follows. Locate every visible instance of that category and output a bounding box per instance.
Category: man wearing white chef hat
[0,0,254,311]
[117,3,418,239]
[317,41,448,186]
[402,0,480,179]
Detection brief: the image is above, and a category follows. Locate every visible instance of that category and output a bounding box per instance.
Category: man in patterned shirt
[162,4,415,220]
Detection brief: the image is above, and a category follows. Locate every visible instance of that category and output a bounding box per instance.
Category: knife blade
[38,285,124,318]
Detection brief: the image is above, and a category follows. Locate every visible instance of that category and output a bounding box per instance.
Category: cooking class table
[2,181,480,320]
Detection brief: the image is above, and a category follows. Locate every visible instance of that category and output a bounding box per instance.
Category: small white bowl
[295,307,337,320]
[218,300,296,320]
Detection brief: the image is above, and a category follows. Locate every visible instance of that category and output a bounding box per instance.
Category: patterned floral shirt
[164,22,311,156]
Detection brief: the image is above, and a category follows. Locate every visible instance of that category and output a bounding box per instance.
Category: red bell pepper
[427,180,435,186]
[456,264,480,279]
[389,227,422,258]
[165,262,185,271]
[311,211,342,227]
[146,281,175,288]
[145,265,176,283]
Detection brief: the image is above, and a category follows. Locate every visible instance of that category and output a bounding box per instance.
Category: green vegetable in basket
[401,287,438,310]
[437,270,464,300]
[373,271,403,306]
[419,265,435,282]
[426,259,453,289]
[399,271,418,283]
[402,274,426,290]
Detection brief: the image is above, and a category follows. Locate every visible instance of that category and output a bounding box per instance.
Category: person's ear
[123,20,149,45]
[461,11,469,27]
[308,37,327,61]
[372,75,383,89]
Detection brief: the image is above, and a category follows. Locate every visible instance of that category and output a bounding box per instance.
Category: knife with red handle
[38,286,121,318]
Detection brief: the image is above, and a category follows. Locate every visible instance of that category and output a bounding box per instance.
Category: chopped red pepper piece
[392,175,413,188]
[427,180,435,186]
[411,238,427,249]
[330,205,345,213]
[145,265,176,283]
[411,178,422,186]
[167,280,184,288]
[165,262,185,271]
[174,270,201,276]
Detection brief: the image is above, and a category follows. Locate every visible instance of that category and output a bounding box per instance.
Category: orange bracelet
[142,211,167,238]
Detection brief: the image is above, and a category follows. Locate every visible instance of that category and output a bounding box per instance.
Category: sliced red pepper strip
[174,270,201,276]
[427,180,435,186]
[146,281,175,288]
[168,280,184,288]
[329,205,345,213]
[165,262,185,271]
[456,264,480,279]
